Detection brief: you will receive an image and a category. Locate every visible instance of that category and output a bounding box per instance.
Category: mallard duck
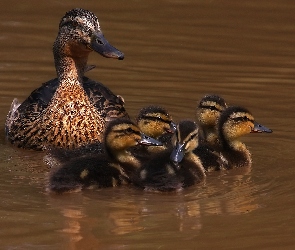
[48,118,162,193]
[136,105,176,151]
[217,106,272,168]
[196,94,227,146]
[5,8,128,150]
[132,120,206,192]
[135,105,222,171]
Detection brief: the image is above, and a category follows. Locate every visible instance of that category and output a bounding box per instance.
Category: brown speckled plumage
[5,8,128,150]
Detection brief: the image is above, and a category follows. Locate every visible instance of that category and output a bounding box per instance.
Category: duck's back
[48,155,129,193]
[5,76,128,150]
[132,151,205,192]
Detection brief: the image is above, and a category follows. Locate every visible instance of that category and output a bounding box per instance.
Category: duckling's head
[104,118,162,156]
[54,8,124,60]
[137,106,176,139]
[196,94,227,128]
[170,120,199,163]
[219,106,272,143]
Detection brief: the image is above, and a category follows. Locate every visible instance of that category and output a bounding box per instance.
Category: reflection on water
[0,0,295,249]
[43,168,264,249]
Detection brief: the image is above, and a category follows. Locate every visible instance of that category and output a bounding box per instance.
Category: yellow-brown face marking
[138,112,172,138]
[223,111,255,140]
[137,106,174,138]
[172,120,199,154]
[197,100,226,126]
[106,123,142,152]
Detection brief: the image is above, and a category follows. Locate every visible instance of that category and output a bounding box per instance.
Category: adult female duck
[5,8,128,150]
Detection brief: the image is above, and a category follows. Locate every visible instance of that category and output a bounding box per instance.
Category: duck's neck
[53,39,90,87]
[109,149,141,174]
[220,131,245,151]
[220,136,251,167]
[186,152,205,174]
[202,126,219,145]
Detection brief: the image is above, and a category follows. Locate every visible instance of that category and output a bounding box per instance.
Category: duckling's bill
[251,121,273,133]
[139,133,163,146]
[169,121,177,133]
[90,31,124,60]
[170,142,185,163]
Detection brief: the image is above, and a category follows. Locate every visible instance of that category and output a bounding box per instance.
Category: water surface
[0,0,294,249]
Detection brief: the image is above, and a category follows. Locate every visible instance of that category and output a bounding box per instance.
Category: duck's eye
[189,133,197,142]
[72,20,79,27]
[199,105,220,112]
[209,106,220,111]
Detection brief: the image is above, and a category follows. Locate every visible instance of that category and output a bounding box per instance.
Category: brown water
[0,0,294,249]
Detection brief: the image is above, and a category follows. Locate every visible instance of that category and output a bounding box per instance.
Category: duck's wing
[5,78,59,140]
[82,76,129,121]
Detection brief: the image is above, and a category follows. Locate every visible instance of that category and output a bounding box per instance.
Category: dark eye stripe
[231,116,254,123]
[142,115,171,124]
[199,105,221,112]
[113,128,140,136]
[188,132,198,141]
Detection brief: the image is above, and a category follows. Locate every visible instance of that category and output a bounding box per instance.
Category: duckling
[132,120,206,192]
[136,105,176,151]
[48,118,162,193]
[196,94,227,146]
[217,106,272,168]
[5,8,128,150]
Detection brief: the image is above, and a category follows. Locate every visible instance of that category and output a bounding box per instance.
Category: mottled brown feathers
[5,8,127,150]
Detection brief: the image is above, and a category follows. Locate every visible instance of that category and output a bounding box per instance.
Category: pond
[0,0,294,249]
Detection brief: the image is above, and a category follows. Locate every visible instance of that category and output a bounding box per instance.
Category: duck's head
[136,106,176,139]
[218,106,272,142]
[104,118,162,156]
[170,120,199,164]
[196,94,227,128]
[54,8,124,60]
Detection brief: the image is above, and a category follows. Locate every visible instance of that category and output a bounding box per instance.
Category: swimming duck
[135,105,222,171]
[132,120,206,192]
[5,8,128,150]
[217,106,272,168]
[136,105,176,151]
[196,94,227,146]
[48,118,162,193]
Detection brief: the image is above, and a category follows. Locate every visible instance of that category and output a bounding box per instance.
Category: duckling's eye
[189,133,198,142]
[243,116,250,121]
[232,116,251,123]
[125,127,134,134]
[199,105,220,112]
[208,106,220,111]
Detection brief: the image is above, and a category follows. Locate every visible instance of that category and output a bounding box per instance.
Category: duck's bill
[170,143,185,163]
[90,31,124,60]
[251,121,273,133]
[169,121,177,133]
[139,133,163,146]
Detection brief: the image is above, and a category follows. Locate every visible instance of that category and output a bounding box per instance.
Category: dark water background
[0,0,294,249]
